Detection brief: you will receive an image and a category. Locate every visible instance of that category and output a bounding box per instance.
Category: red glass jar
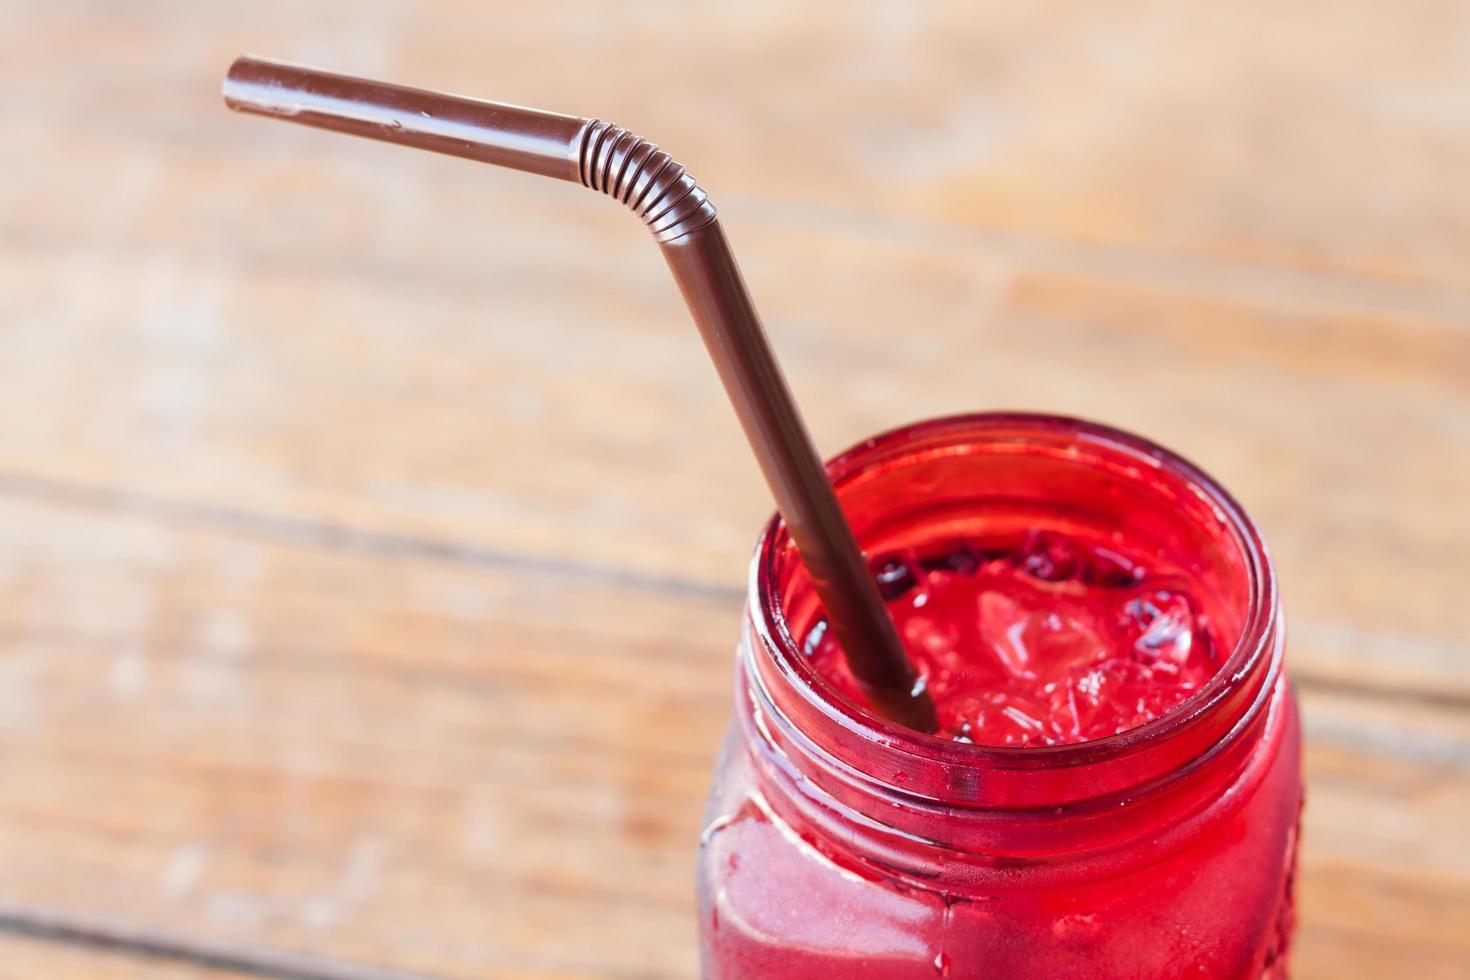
[697,414,1301,979]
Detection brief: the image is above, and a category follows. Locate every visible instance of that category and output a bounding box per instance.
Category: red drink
[698,414,1301,979]
[805,531,1225,748]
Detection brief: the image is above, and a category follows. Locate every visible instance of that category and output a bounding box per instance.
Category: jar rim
[749,412,1279,778]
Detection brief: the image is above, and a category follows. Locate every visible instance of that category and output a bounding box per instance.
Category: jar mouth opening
[751,412,1278,773]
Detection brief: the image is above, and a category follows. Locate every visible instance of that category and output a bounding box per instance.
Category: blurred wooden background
[2,2,1468,977]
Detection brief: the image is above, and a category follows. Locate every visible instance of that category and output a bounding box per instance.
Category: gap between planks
[0,468,741,603]
[0,902,429,980]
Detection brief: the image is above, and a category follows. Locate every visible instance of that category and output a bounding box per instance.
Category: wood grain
[0,0,1466,976]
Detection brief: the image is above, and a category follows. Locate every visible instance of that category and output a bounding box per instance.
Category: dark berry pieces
[1018,530,1080,582]
[919,545,981,576]
[870,554,917,600]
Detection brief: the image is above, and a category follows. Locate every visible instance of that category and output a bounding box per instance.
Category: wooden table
[2,2,1467,977]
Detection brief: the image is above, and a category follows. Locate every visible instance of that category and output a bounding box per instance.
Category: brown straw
[223,56,936,732]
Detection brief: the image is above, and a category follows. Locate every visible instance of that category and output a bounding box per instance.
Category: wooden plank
[5,1,1470,298]
[0,493,1459,977]
[1296,736,1470,979]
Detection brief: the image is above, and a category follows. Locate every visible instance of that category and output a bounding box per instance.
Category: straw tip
[222,54,286,108]
[222,54,254,106]
[225,53,260,78]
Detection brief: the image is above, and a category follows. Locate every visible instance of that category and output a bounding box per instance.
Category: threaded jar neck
[737,414,1283,888]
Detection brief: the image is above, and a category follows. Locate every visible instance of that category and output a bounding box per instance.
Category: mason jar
[697,414,1301,979]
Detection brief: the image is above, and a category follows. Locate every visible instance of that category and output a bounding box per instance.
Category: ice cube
[1017,530,1080,582]
[941,690,1052,747]
[1117,588,1197,667]
[976,578,1113,685]
[977,590,1037,679]
[1046,656,1194,740]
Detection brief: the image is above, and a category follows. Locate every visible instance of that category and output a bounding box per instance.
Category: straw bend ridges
[577,120,718,244]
